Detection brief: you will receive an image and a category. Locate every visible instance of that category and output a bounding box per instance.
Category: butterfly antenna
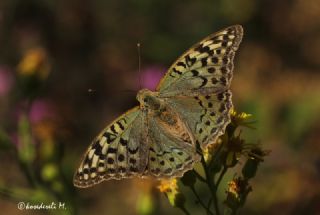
[137,43,142,89]
[118,43,143,95]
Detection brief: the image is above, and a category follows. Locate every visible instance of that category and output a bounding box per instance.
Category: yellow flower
[158,179,179,206]
[225,177,252,209]
[230,109,255,129]
[17,48,50,79]
[158,178,177,193]
[227,180,240,199]
[230,109,252,121]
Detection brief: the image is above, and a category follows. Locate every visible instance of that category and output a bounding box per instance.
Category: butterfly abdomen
[155,106,194,147]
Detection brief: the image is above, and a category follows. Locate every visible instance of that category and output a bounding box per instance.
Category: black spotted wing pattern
[157,25,243,97]
[74,107,147,188]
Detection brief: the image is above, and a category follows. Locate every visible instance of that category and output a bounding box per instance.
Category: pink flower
[29,99,55,124]
[140,66,166,90]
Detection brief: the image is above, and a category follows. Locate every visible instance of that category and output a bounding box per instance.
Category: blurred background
[0,0,319,214]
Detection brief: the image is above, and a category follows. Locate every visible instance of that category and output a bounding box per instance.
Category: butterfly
[74,25,243,188]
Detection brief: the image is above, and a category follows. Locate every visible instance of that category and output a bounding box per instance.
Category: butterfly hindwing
[74,107,148,188]
[144,106,200,178]
[167,90,232,149]
[157,25,243,97]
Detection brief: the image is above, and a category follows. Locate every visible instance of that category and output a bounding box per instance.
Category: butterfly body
[74,25,243,188]
[137,88,161,110]
[137,88,193,144]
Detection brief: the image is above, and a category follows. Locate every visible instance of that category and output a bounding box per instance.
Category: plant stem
[180,207,192,215]
[216,166,228,188]
[18,160,38,188]
[190,187,214,215]
[207,197,213,210]
[200,155,220,215]
[193,170,206,183]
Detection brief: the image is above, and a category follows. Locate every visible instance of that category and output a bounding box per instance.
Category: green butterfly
[74,25,243,188]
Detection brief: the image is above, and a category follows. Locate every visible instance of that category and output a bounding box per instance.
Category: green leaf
[174,192,186,209]
[180,171,197,187]
[17,115,35,164]
[242,158,258,179]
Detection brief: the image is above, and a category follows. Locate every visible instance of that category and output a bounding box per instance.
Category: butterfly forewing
[157,25,243,97]
[74,107,147,188]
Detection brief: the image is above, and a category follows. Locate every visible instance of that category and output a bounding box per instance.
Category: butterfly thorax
[137,88,161,110]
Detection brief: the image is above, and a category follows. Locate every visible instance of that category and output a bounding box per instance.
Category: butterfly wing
[143,105,200,178]
[74,107,149,188]
[75,105,201,186]
[156,25,243,97]
[166,90,232,149]
[74,25,243,186]
[157,25,243,149]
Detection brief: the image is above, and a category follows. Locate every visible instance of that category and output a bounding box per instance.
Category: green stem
[190,187,214,215]
[193,170,206,183]
[201,155,220,215]
[179,206,192,215]
[216,166,228,188]
[18,159,38,187]
[208,142,224,171]
[207,197,213,210]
